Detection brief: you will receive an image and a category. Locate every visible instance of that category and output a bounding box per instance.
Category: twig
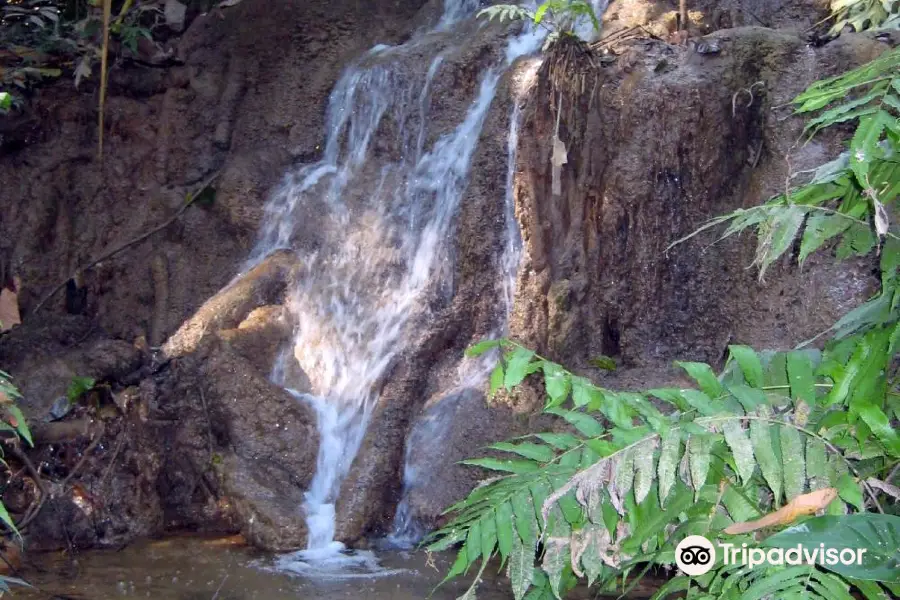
[8,444,48,531]
[211,571,229,599]
[60,423,105,491]
[98,433,126,491]
[30,172,220,316]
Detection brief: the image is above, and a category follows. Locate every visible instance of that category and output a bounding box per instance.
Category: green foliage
[763,514,900,582]
[66,375,96,403]
[828,0,900,35]
[478,0,600,47]
[431,44,900,600]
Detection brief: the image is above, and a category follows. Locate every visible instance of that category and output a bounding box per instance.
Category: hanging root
[545,34,599,102]
[732,81,766,118]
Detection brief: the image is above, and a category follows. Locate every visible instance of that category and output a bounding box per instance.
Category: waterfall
[242,0,544,571]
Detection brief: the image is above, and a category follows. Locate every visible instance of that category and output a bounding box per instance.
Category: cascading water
[243,0,543,574]
[386,53,544,546]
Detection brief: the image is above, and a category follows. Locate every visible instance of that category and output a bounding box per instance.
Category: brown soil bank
[0,0,893,557]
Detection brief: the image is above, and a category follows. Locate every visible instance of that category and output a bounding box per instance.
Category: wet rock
[162,251,297,359]
[216,305,292,376]
[401,387,523,529]
[200,346,319,551]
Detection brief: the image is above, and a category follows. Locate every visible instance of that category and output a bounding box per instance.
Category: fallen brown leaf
[723,487,838,534]
[0,287,20,332]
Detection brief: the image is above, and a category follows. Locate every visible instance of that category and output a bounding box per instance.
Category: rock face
[507,29,886,397]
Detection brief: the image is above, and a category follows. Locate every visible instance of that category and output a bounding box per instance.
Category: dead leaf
[866,477,900,501]
[723,487,838,534]
[0,287,21,332]
[873,199,888,239]
[74,54,92,89]
[551,135,567,196]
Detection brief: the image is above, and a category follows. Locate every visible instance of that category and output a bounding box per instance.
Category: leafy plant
[428,43,899,600]
[478,0,600,49]
[66,375,95,403]
[828,0,900,35]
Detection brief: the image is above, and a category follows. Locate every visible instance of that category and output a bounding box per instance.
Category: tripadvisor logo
[674,535,868,576]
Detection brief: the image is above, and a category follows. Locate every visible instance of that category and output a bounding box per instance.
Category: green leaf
[506,347,536,389]
[0,501,18,537]
[496,501,514,567]
[480,511,497,562]
[466,519,482,566]
[657,430,681,506]
[728,384,767,412]
[511,489,538,549]
[461,457,539,474]
[755,205,805,277]
[836,473,864,511]
[786,351,816,406]
[762,514,900,582]
[441,546,468,585]
[545,408,604,438]
[850,112,888,186]
[541,537,568,599]
[854,399,900,458]
[543,363,571,408]
[722,420,755,485]
[4,405,32,447]
[534,433,581,450]
[0,92,11,111]
[728,345,764,388]
[750,416,783,503]
[687,434,712,498]
[466,338,503,357]
[491,442,555,463]
[675,361,722,397]
[508,527,534,600]
[799,213,853,262]
[489,363,504,397]
[806,437,829,490]
[779,425,806,500]
[632,439,657,504]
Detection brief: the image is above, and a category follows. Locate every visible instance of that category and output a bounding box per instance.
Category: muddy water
[14,536,514,600]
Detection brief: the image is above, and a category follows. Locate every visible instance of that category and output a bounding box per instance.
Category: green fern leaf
[490,363,504,397]
[657,430,681,506]
[505,347,536,389]
[534,433,581,450]
[779,425,806,500]
[496,501,514,567]
[750,414,783,503]
[615,447,636,501]
[545,408,604,438]
[836,473,864,511]
[806,438,829,490]
[491,442,555,463]
[687,434,713,498]
[480,511,498,563]
[462,458,539,474]
[632,438,658,504]
[675,361,723,397]
[511,489,538,546]
[543,363,571,408]
[740,565,815,600]
[541,537,569,599]
[722,420,756,485]
[508,528,534,600]
[728,345,765,388]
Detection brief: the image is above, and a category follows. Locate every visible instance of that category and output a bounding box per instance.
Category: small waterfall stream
[244,0,543,573]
